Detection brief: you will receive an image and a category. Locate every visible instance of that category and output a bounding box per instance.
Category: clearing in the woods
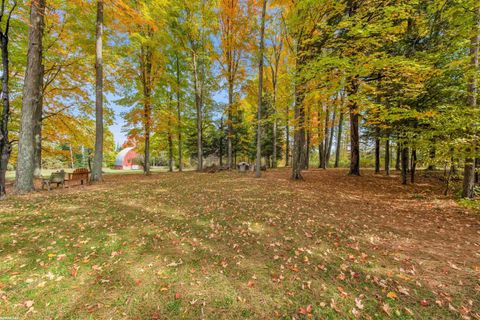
[0,169,478,319]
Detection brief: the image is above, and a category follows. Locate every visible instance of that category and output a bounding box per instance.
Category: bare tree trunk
[176,55,183,172]
[410,148,417,184]
[322,104,329,169]
[192,52,203,171]
[0,1,16,199]
[285,103,290,167]
[317,108,325,169]
[401,146,409,185]
[272,83,277,168]
[227,80,233,169]
[395,143,401,171]
[255,0,267,178]
[334,111,344,168]
[16,0,45,193]
[375,131,380,174]
[92,0,104,182]
[33,65,43,178]
[385,137,390,175]
[348,78,360,176]
[305,105,310,170]
[463,6,479,198]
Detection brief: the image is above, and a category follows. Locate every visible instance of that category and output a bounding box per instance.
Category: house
[114,147,141,170]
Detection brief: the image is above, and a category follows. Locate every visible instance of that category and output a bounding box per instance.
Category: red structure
[114,147,140,170]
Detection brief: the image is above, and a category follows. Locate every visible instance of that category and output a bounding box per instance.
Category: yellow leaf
[387,291,398,299]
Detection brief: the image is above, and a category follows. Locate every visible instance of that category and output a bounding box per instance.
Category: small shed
[114,147,141,170]
[237,162,250,172]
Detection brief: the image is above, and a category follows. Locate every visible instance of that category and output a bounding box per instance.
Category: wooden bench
[68,168,90,185]
[42,170,66,191]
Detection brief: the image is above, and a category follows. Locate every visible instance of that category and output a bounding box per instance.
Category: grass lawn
[0,169,478,319]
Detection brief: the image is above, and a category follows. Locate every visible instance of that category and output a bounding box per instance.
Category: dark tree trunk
[16,0,45,192]
[395,144,401,171]
[348,79,360,176]
[334,111,344,168]
[192,52,203,171]
[92,0,104,182]
[317,109,325,169]
[401,146,409,185]
[375,136,380,174]
[410,148,417,183]
[385,138,390,176]
[0,1,15,198]
[427,145,436,171]
[255,0,266,178]
[141,42,153,175]
[305,108,310,170]
[176,55,183,171]
[227,80,233,169]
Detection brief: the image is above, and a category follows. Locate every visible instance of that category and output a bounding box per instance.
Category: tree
[463,5,479,198]
[0,0,16,199]
[255,0,267,178]
[92,0,104,182]
[16,0,45,193]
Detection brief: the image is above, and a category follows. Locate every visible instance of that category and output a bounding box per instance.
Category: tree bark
[255,0,267,178]
[334,111,344,168]
[33,65,44,178]
[384,138,390,176]
[16,0,45,193]
[395,143,401,171]
[401,146,409,185]
[285,103,290,167]
[92,0,104,182]
[317,108,325,169]
[410,148,417,183]
[0,0,16,199]
[192,52,203,171]
[92,0,104,180]
[176,55,183,172]
[375,136,380,174]
[227,80,233,169]
[462,6,479,198]
[140,42,153,175]
[347,78,360,176]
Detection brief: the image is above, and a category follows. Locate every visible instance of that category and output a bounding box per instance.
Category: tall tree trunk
[272,79,277,168]
[0,1,16,199]
[334,111,344,168]
[16,0,45,193]
[401,146,409,185]
[255,0,267,178]
[285,103,290,167]
[385,137,390,176]
[219,117,224,167]
[33,65,43,178]
[92,0,104,182]
[322,104,329,169]
[375,136,380,174]
[410,148,417,184]
[141,43,153,175]
[395,143,401,171]
[347,78,360,176]
[463,6,479,198]
[227,80,234,169]
[305,105,310,170]
[176,55,183,172]
[317,108,325,169]
[192,52,203,171]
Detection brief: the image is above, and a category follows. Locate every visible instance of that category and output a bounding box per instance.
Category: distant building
[114,147,141,170]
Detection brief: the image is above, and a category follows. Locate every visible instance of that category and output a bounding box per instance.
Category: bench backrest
[73,168,89,174]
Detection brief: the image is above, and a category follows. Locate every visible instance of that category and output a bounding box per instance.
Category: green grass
[0,169,477,319]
